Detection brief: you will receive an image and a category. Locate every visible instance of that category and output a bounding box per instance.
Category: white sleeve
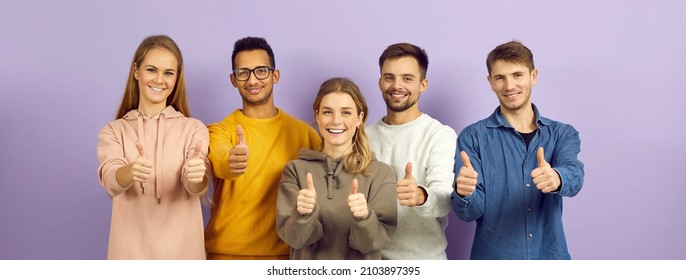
[414,125,457,218]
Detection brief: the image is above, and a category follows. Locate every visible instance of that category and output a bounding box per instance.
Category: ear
[229,73,238,88]
[487,75,497,93]
[419,78,428,93]
[357,111,364,126]
[272,69,280,84]
[133,63,139,80]
[530,69,538,87]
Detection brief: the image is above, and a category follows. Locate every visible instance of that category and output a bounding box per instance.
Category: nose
[154,72,164,83]
[393,79,403,90]
[504,77,515,90]
[332,113,342,124]
[246,70,259,83]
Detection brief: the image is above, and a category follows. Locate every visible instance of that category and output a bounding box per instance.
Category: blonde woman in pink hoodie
[97,35,210,259]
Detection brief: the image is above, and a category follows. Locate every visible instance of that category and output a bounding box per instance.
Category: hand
[347,178,368,220]
[186,142,206,184]
[228,124,249,175]
[455,151,478,197]
[397,162,425,206]
[531,147,561,193]
[132,141,153,182]
[296,173,317,216]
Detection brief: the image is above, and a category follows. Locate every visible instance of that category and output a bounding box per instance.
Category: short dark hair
[378,43,429,80]
[231,36,275,70]
[486,40,535,75]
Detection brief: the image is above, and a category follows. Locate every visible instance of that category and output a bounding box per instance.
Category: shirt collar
[485,103,550,129]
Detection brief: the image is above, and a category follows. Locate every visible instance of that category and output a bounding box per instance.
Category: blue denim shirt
[451,105,584,260]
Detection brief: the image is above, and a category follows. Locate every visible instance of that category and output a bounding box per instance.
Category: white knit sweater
[367,113,457,260]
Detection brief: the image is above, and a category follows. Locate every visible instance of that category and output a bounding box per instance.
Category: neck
[500,104,536,133]
[383,107,421,125]
[323,144,353,160]
[241,103,278,119]
[138,104,166,118]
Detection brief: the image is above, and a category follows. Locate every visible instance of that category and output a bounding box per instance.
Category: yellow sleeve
[208,122,239,181]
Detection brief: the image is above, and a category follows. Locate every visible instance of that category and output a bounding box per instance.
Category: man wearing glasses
[204,36,321,260]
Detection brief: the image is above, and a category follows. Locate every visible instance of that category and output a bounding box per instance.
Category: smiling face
[316,92,363,157]
[134,47,178,114]
[378,56,427,113]
[230,49,279,106]
[487,60,537,114]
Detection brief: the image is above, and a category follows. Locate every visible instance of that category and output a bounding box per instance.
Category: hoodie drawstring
[136,113,146,195]
[155,113,165,204]
[325,157,345,199]
[136,110,166,204]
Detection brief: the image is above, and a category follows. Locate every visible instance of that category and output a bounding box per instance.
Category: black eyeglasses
[232,66,274,81]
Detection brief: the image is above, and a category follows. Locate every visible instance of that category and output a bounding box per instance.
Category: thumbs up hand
[347,178,369,220]
[132,141,153,182]
[531,147,561,193]
[455,151,478,197]
[397,162,425,206]
[296,173,317,216]
[228,124,249,175]
[186,142,206,184]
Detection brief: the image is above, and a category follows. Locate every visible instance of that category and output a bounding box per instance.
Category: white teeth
[327,129,345,134]
[150,86,164,92]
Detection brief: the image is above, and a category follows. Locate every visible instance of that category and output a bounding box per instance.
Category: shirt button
[527,208,532,212]
[526,184,530,188]
[528,233,533,238]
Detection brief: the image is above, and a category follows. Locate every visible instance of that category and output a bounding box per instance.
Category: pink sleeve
[181,120,210,196]
[97,122,130,197]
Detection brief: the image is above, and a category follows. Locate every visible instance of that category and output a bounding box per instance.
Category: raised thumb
[236,124,246,147]
[460,151,473,170]
[404,162,413,180]
[192,142,202,158]
[306,172,315,195]
[135,141,145,157]
[537,147,547,167]
[350,178,359,195]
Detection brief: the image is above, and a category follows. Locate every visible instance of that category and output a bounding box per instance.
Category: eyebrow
[492,71,524,78]
[321,106,354,110]
[382,73,416,78]
[144,65,177,72]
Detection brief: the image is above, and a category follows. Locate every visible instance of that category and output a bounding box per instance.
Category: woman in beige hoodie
[276,77,397,259]
[97,35,210,259]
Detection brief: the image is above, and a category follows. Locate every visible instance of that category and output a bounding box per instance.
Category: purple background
[1,1,684,260]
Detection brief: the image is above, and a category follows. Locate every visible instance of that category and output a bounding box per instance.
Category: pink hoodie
[97,106,209,259]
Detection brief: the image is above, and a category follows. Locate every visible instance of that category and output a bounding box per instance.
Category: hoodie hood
[122,105,184,204]
[296,149,344,199]
[295,148,378,199]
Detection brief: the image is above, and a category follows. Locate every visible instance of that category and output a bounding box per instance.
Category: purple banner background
[1,1,684,259]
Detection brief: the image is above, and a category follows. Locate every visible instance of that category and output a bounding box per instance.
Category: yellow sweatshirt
[204,108,320,259]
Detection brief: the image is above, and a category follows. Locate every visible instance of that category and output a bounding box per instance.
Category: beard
[383,93,417,113]
[241,90,272,106]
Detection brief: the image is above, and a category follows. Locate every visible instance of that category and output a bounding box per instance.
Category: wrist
[417,186,428,206]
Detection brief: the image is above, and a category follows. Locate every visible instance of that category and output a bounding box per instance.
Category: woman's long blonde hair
[313,77,372,176]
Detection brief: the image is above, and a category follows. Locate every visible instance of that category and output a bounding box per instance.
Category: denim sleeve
[551,125,584,197]
[451,127,486,222]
